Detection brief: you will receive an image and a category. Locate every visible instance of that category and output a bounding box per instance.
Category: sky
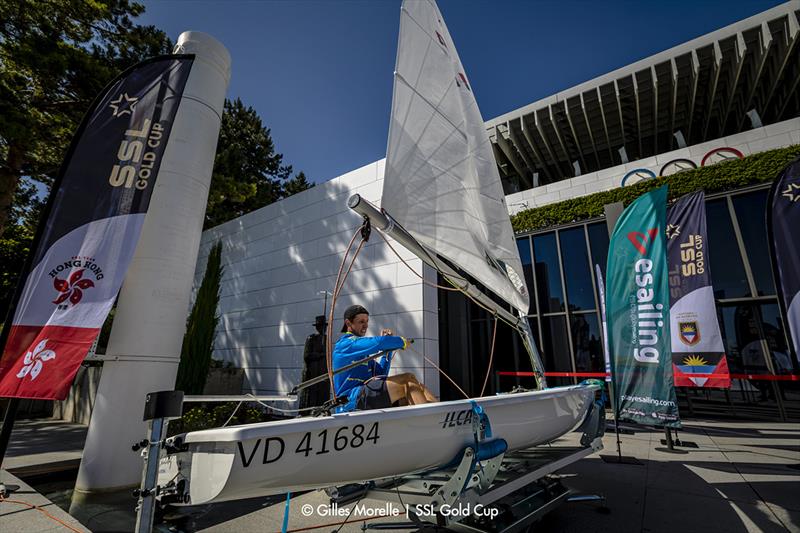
[138,0,785,184]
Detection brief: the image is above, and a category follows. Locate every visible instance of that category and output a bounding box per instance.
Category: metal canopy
[488,3,800,193]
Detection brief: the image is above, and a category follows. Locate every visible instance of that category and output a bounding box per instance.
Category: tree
[0,0,172,238]
[0,179,44,320]
[176,241,223,395]
[205,98,312,228]
[283,171,314,198]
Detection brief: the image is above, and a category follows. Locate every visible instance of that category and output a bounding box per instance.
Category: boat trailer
[328,393,607,532]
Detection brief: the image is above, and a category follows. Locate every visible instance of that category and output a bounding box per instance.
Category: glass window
[587,222,610,279]
[760,303,794,374]
[532,232,565,313]
[560,227,596,312]
[731,191,776,296]
[571,313,604,373]
[517,237,535,314]
[540,316,573,387]
[719,304,770,374]
[706,199,749,299]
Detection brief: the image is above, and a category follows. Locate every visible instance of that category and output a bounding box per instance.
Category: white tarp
[381,0,529,313]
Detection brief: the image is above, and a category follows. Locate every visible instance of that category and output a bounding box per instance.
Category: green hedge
[511,144,800,233]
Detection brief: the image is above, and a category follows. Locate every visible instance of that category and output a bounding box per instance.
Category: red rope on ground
[0,496,85,533]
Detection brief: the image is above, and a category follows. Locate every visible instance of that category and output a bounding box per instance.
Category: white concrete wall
[195,160,440,396]
[505,117,800,213]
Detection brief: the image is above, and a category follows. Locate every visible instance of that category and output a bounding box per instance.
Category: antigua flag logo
[627,228,658,254]
[678,321,700,346]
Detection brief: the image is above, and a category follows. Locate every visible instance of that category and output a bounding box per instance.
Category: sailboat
[157,0,602,506]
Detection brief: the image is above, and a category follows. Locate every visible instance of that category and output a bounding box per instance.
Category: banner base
[600,455,643,465]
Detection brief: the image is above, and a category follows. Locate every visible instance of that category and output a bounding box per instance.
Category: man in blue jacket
[333,305,437,412]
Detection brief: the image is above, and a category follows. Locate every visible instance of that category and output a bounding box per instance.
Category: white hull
[160,383,599,505]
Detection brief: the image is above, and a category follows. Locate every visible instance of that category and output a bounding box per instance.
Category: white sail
[381,0,529,313]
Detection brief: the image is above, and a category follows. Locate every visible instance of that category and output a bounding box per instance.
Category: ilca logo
[108,92,139,117]
[782,183,800,202]
[16,339,56,382]
[627,228,658,254]
[665,224,681,240]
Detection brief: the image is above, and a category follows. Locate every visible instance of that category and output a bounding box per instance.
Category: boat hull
[160,383,599,505]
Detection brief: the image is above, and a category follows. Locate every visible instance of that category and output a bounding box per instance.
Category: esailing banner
[667,191,730,388]
[0,56,194,399]
[767,156,800,363]
[606,185,680,428]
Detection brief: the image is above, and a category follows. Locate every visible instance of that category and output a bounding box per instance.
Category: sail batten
[382,0,529,313]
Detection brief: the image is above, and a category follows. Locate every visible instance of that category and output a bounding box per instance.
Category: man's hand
[381,328,394,336]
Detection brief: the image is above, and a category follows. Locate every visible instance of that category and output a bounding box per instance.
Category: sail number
[237,422,380,468]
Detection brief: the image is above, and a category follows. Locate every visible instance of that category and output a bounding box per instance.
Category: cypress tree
[176,242,224,394]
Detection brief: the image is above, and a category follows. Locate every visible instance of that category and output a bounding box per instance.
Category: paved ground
[1,417,798,532]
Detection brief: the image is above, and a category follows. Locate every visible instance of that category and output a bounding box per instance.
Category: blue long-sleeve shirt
[333,333,405,412]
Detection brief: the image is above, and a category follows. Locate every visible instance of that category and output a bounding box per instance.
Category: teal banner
[606,185,680,428]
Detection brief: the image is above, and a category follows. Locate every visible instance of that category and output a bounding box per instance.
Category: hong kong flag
[0,55,193,399]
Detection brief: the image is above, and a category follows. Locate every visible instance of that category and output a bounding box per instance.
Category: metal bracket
[430,446,475,508]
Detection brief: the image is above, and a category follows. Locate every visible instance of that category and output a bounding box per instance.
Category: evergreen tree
[0,0,172,238]
[176,242,223,395]
[283,171,314,198]
[206,98,312,228]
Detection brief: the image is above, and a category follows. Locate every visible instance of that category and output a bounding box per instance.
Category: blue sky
[139,0,784,184]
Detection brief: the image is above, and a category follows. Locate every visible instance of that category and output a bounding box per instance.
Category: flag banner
[767,156,800,364]
[666,191,731,388]
[606,185,680,427]
[0,56,194,399]
[595,264,611,382]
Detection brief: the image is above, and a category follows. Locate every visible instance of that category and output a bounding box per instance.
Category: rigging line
[221,400,244,427]
[243,395,323,415]
[406,343,469,399]
[480,316,498,397]
[326,225,365,400]
[326,234,368,400]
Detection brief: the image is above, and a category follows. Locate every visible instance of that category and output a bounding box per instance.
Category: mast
[348,194,546,390]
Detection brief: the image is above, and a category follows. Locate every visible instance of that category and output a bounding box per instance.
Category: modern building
[197,2,800,421]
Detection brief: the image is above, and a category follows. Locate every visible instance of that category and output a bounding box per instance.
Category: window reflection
[571,313,604,373]
[719,304,769,374]
[760,303,794,373]
[540,315,573,386]
[587,222,609,280]
[706,199,750,299]
[731,191,776,296]
[516,237,535,314]
[560,228,596,311]
[532,233,565,312]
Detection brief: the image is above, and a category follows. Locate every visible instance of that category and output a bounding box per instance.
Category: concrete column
[73,32,231,493]
[604,202,625,237]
